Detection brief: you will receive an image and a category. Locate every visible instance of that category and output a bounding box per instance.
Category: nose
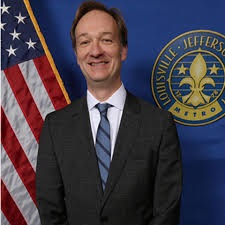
[90,41,104,57]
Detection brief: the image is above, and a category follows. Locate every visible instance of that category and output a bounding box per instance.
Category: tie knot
[96,103,111,116]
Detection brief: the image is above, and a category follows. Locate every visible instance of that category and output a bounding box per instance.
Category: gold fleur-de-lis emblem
[179,53,215,107]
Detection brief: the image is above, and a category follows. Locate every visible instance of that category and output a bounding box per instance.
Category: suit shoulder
[45,96,86,121]
[133,95,172,118]
[133,96,176,133]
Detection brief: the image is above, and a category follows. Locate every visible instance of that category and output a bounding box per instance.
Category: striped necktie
[95,103,111,190]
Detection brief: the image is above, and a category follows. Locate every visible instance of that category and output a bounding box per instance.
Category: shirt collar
[87,83,127,111]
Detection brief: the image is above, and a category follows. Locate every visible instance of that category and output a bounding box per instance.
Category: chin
[89,73,110,81]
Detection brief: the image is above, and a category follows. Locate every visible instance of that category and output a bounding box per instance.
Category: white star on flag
[10,29,21,40]
[6,45,18,56]
[1,22,6,30]
[26,38,36,49]
[15,12,26,24]
[0,2,11,14]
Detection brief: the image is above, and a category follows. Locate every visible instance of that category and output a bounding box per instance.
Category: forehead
[75,10,118,36]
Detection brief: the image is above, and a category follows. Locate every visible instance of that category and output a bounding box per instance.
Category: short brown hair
[70,0,128,50]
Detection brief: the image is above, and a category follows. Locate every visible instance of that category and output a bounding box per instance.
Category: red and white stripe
[1,55,69,224]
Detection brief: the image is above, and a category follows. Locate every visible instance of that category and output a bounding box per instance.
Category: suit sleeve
[36,115,68,225]
[150,113,182,225]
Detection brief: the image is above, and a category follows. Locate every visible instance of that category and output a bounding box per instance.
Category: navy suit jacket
[36,92,182,225]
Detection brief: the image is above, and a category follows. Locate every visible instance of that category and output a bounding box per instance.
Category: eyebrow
[76,32,113,39]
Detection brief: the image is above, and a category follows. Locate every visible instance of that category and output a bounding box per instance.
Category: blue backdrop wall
[30,1,225,225]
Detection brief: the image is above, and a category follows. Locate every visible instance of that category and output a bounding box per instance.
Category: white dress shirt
[87,84,127,159]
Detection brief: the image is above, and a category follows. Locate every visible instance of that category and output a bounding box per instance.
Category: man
[36,1,182,225]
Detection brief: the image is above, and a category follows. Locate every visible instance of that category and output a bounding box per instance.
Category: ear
[121,45,128,61]
[74,49,80,66]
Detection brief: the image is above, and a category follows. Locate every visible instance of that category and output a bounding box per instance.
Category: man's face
[75,10,127,89]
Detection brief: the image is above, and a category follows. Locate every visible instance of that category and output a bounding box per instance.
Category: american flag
[1,0,70,224]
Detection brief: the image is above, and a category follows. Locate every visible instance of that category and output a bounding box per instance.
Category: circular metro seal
[151,30,225,126]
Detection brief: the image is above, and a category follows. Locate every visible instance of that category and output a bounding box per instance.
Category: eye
[102,39,113,44]
[79,40,90,46]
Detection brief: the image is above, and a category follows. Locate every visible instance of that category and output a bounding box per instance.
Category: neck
[88,81,122,102]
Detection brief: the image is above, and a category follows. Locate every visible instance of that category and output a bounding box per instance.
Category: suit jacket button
[100,216,108,222]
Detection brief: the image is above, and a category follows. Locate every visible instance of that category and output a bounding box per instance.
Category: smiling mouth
[89,61,109,66]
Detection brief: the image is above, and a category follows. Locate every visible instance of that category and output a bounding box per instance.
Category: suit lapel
[100,92,141,209]
[70,97,94,156]
[70,98,104,206]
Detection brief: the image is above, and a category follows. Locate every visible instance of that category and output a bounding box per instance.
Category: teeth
[90,62,106,66]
